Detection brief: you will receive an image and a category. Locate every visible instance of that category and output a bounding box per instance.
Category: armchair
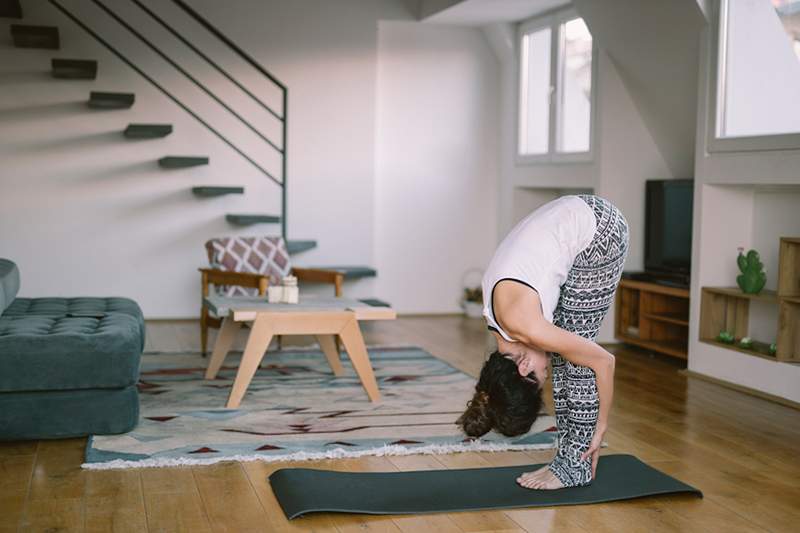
[200,236,344,355]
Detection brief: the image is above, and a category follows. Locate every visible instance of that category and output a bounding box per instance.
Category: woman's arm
[493,282,615,425]
[510,320,615,430]
[493,282,614,474]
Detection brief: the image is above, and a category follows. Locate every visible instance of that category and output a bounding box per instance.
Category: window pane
[557,18,592,153]
[719,0,800,137]
[519,27,551,155]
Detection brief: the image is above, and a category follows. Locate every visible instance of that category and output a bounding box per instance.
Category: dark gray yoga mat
[269,454,701,519]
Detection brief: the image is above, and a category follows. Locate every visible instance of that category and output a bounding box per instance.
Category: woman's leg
[548,195,629,487]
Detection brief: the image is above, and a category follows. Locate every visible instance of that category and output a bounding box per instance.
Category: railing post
[282,89,288,241]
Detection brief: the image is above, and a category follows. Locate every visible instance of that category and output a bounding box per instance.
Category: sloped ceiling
[573,0,707,177]
[419,0,570,25]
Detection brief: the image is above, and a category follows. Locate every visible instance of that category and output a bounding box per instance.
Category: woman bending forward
[458,195,629,490]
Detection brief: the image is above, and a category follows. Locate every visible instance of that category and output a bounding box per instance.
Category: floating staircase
[11,24,59,49]
[225,214,280,226]
[88,91,135,109]
[191,186,244,197]
[313,266,378,280]
[158,156,208,169]
[286,240,318,254]
[5,0,378,276]
[124,123,172,139]
[52,58,97,79]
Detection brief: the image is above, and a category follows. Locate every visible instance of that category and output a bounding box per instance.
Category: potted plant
[462,286,483,318]
[460,268,484,318]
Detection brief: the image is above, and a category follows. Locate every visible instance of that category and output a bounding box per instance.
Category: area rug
[84,346,557,469]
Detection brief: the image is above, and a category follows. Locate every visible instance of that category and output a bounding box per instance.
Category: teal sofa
[0,259,144,440]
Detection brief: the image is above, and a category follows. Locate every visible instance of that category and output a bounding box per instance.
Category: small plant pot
[462,301,483,318]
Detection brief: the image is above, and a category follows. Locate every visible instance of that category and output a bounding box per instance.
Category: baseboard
[681,369,800,410]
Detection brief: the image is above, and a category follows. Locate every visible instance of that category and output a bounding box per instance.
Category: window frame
[707,0,800,153]
[516,8,598,165]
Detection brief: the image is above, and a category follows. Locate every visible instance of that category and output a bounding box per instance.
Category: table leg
[205,316,239,380]
[316,335,344,376]
[338,318,381,402]
[226,315,274,408]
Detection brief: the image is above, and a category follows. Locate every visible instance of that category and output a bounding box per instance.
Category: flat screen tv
[644,179,694,279]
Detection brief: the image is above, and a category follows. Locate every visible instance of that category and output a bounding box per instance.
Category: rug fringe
[81,440,555,470]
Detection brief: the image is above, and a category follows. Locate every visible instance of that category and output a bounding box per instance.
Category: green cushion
[0,314,142,392]
[3,297,145,345]
[0,259,20,315]
[0,385,139,440]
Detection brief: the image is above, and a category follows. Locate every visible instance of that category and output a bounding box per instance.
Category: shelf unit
[699,237,800,363]
[615,279,690,359]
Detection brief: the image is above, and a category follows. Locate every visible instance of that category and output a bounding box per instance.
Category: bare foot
[518,468,565,490]
[515,465,549,487]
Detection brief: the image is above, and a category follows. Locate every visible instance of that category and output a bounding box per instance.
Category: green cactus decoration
[736,248,767,294]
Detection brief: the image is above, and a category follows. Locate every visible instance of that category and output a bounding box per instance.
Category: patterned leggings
[547,195,629,487]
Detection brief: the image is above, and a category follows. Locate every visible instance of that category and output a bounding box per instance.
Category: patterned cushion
[205,236,292,297]
[0,314,142,392]
[0,258,20,315]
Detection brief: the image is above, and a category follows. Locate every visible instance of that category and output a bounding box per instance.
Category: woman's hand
[580,422,607,479]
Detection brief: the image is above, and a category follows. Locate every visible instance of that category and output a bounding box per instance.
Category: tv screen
[645,179,694,276]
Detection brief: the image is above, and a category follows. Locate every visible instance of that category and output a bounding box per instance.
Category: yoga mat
[269,454,701,519]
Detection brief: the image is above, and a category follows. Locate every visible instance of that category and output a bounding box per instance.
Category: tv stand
[622,271,690,290]
[615,279,690,360]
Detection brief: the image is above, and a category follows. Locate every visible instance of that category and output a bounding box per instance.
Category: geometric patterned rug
[84,346,557,469]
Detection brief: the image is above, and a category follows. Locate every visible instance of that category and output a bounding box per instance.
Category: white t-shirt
[482,195,597,342]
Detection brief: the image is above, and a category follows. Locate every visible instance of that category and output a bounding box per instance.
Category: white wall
[374,21,499,313]
[1,0,500,318]
[688,24,800,403]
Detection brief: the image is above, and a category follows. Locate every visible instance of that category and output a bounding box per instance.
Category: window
[712,0,800,150]
[518,11,595,162]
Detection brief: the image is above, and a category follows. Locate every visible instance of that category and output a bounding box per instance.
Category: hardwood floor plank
[192,462,271,532]
[144,491,212,533]
[84,469,147,532]
[20,497,84,532]
[0,441,37,457]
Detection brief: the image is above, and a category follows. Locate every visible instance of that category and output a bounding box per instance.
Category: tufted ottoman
[0,259,143,440]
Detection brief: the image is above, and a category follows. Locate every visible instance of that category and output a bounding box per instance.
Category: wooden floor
[2,316,800,532]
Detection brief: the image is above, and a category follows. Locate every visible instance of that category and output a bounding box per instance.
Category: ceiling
[423,0,572,26]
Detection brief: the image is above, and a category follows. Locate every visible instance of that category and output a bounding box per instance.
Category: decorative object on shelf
[736,248,767,295]
[738,337,753,349]
[769,343,777,356]
[460,268,483,318]
[717,330,735,344]
[267,275,299,304]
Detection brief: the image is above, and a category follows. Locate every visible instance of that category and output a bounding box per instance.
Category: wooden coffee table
[203,295,396,408]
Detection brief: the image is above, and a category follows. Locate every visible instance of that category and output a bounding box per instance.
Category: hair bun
[457,389,493,438]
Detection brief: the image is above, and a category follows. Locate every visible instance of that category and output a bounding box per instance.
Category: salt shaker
[282,275,299,304]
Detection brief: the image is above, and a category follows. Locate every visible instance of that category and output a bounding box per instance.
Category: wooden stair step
[191,186,244,197]
[124,123,172,139]
[158,156,208,168]
[88,91,135,109]
[358,298,390,307]
[11,24,59,49]
[286,240,318,254]
[225,213,280,226]
[0,0,22,19]
[311,266,378,280]
[52,58,97,79]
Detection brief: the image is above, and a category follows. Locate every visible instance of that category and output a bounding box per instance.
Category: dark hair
[457,351,542,438]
